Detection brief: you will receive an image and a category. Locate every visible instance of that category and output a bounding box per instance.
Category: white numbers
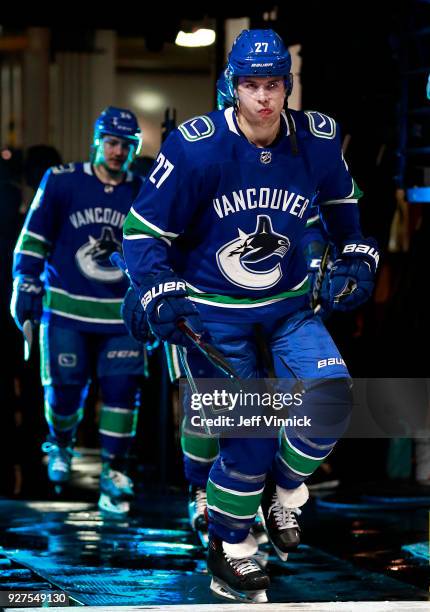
[255,42,269,53]
[149,153,175,189]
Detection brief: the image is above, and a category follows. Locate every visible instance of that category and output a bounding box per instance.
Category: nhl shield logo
[260,151,272,164]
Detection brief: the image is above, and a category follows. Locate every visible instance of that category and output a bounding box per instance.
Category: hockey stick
[23,319,33,362]
[177,319,240,380]
[176,320,240,437]
[310,243,331,313]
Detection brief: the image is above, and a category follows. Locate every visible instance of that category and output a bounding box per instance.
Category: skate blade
[210,577,268,603]
[98,493,130,517]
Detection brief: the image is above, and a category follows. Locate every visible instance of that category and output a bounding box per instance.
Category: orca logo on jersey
[75,226,124,283]
[216,215,290,290]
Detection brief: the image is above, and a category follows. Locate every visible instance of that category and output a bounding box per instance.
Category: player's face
[98,135,135,173]
[236,76,286,125]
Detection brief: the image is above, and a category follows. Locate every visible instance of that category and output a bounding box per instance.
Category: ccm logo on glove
[142,281,187,310]
[342,243,379,268]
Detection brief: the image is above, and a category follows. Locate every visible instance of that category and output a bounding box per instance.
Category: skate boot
[261,480,308,561]
[98,463,134,516]
[41,441,75,492]
[208,533,270,603]
[188,485,209,548]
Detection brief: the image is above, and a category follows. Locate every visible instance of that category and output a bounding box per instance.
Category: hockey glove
[10,275,44,331]
[140,271,205,346]
[109,252,155,346]
[121,286,154,344]
[329,238,379,311]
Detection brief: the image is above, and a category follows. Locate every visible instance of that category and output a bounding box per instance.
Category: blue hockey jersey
[123,108,362,323]
[13,162,142,332]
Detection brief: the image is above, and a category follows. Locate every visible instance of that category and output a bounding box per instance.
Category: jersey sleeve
[13,169,58,279]
[313,121,363,207]
[123,130,201,290]
[310,117,365,244]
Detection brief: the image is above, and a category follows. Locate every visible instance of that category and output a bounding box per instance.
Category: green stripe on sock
[181,430,219,460]
[100,407,138,436]
[207,479,262,518]
[280,436,328,475]
[45,403,84,432]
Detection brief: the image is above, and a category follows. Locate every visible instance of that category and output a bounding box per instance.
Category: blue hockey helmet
[216,69,234,110]
[226,29,293,98]
[93,106,142,155]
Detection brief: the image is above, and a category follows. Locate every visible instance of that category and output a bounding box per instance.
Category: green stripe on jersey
[305,215,319,228]
[352,179,363,200]
[123,211,160,238]
[123,209,177,240]
[15,231,50,258]
[187,278,310,306]
[44,288,122,323]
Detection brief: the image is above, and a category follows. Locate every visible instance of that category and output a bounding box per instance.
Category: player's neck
[93,163,126,186]
[236,112,281,148]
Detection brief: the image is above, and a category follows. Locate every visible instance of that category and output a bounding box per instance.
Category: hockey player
[122,29,378,602]
[181,69,331,547]
[11,107,145,515]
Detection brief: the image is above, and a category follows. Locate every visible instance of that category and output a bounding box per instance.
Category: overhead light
[132,91,165,113]
[175,28,216,48]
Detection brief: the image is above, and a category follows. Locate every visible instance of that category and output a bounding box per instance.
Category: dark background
[1,0,429,496]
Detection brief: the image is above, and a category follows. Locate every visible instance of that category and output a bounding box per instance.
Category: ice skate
[98,464,134,517]
[188,485,209,548]
[261,480,308,561]
[208,533,270,603]
[41,440,75,492]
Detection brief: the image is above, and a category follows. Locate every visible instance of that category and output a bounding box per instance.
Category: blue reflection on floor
[0,458,429,606]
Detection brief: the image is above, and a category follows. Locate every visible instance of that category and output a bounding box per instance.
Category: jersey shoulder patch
[51,163,76,175]
[178,115,215,143]
[304,111,336,140]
